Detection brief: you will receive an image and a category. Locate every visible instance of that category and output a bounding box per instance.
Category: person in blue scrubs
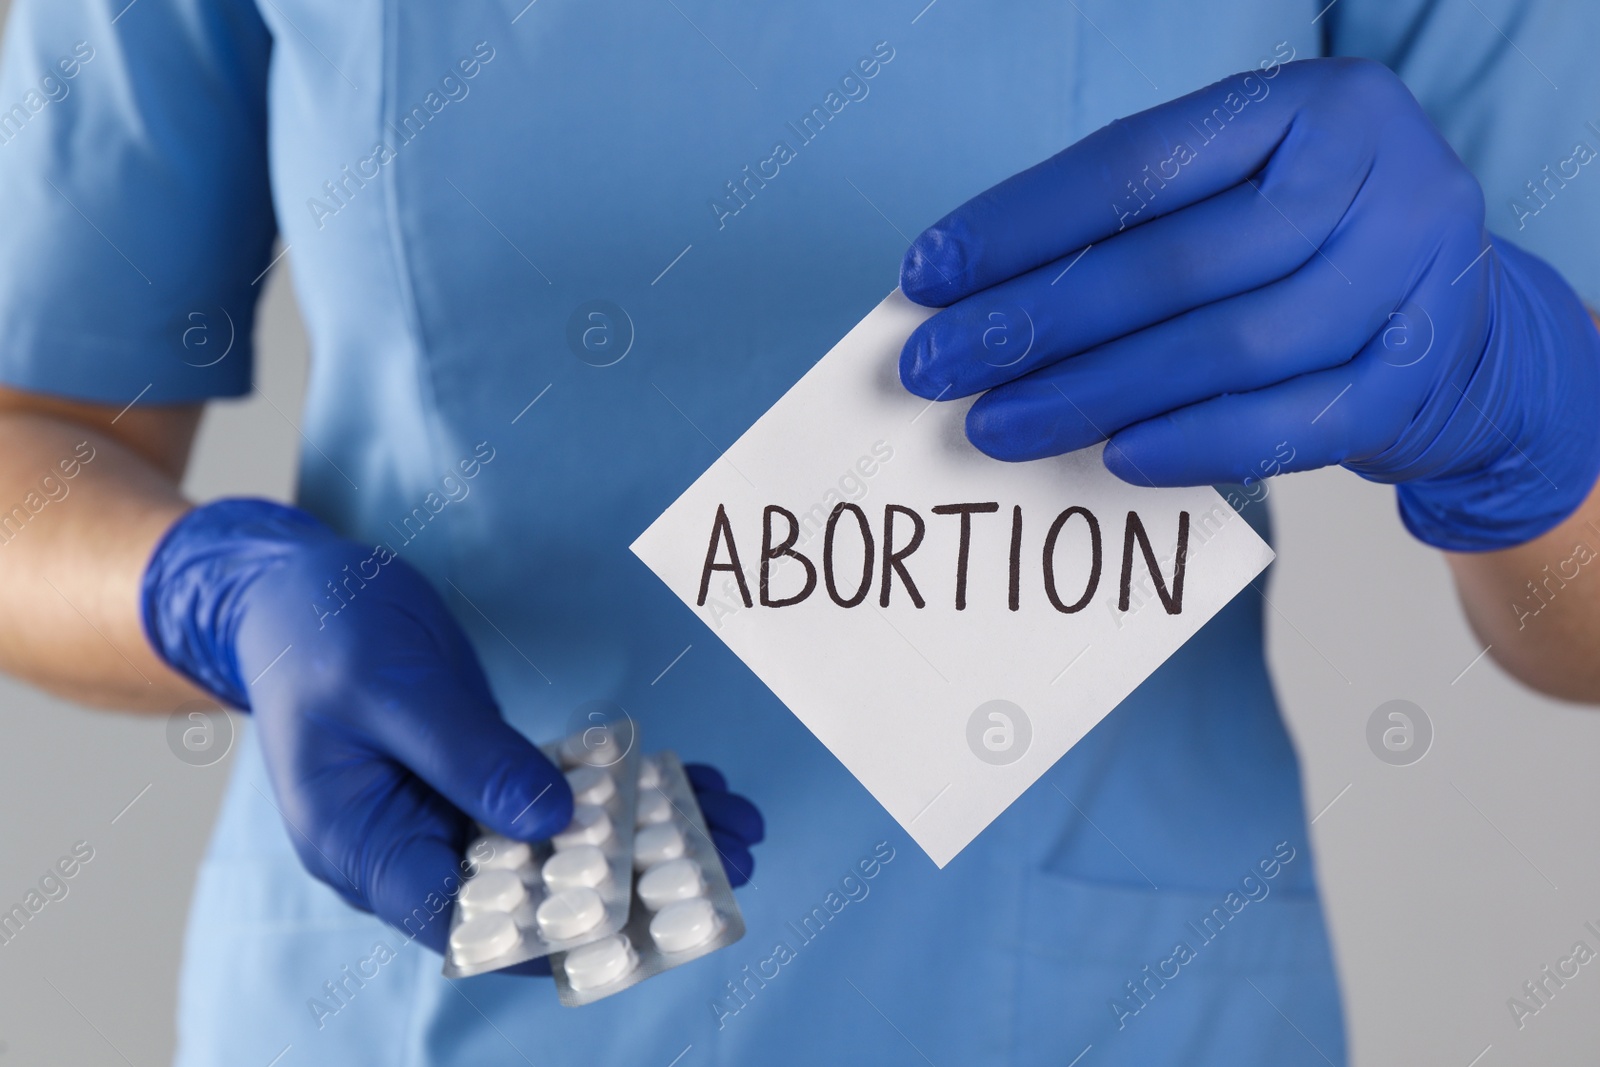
[1,1,1598,1064]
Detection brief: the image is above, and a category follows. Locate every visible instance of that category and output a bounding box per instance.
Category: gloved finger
[371,675,574,844]
[901,131,1374,401]
[685,763,766,845]
[259,557,574,844]
[697,789,765,847]
[961,250,1390,461]
[1099,212,1492,490]
[361,801,474,955]
[901,59,1342,305]
[683,762,727,794]
[281,759,473,955]
[282,831,371,916]
[710,830,755,887]
[1100,355,1412,488]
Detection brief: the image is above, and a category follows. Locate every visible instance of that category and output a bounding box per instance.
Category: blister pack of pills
[443,718,640,978]
[551,750,746,1005]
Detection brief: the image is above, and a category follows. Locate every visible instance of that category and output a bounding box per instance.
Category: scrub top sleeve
[1328,0,1600,308]
[0,0,275,405]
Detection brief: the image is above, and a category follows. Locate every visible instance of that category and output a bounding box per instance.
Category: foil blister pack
[442,719,640,978]
[551,750,746,1005]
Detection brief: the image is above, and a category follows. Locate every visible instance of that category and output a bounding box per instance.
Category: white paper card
[632,291,1274,867]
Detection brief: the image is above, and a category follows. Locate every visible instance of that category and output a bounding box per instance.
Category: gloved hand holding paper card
[631,291,1274,867]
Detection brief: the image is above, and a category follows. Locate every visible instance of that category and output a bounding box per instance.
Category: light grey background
[2,9,1599,1067]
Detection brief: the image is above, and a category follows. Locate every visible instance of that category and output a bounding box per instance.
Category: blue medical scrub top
[3,1,1598,1064]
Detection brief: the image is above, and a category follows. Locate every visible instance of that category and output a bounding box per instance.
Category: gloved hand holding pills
[140,498,762,978]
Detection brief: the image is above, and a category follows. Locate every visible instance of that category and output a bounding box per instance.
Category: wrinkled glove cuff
[1393,238,1600,552]
[140,498,337,709]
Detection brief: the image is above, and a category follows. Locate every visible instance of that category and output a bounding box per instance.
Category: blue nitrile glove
[140,498,763,960]
[685,762,765,886]
[140,499,574,954]
[899,57,1600,552]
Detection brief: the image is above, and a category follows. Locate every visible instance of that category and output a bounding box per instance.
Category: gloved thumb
[374,680,574,843]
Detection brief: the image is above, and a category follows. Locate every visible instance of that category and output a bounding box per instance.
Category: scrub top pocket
[1011,868,1346,1067]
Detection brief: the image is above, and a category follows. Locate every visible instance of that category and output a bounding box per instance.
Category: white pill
[637,759,662,790]
[634,822,686,869]
[560,726,622,768]
[542,844,611,891]
[650,897,720,953]
[635,789,672,827]
[566,765,616,806]
[458,869,527,914]
[536,886,606,941]
[637,857,705,911]
[562,934,637,991]
[470,835,532,871]
[552,804,614,850]
[450,911,519,965]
